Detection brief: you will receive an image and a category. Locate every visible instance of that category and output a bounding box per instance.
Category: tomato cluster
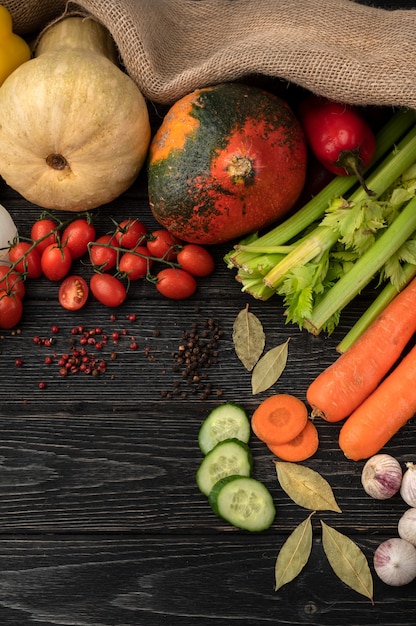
[0,214,216,329]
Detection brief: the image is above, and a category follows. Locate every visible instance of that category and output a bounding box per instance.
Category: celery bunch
[225,108,416,339]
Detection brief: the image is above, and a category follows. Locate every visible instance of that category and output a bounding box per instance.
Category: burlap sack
[3,0,416,107]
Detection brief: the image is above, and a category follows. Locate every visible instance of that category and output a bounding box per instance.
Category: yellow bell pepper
[0,5,31,86]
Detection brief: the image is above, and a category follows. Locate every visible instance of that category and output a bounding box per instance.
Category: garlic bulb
[398,508,416,547]
[361,453,402,500]
[374,537,416,586]
[400,462,416,507]
[0,204,18,265]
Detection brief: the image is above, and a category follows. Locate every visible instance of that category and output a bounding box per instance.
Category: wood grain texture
[1,37,416,620]
[0,536,414,625]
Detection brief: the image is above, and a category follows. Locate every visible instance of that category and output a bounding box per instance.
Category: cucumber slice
[198,402,251,455]
[209,475,276,532]
[196,438,253,496]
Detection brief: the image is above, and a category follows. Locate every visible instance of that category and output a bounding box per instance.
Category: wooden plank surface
[2,7,416,620]
[2,170,416,625]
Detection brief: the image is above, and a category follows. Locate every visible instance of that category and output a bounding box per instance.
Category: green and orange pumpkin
[147,83,307,245]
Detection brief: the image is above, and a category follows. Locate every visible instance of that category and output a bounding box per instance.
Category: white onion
[0,204,18,265]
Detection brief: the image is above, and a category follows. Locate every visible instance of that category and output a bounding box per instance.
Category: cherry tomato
[90,273,127,307]
[115,218,147,249]
[0,289,23,329]
[41,243,72,281]
[147,229,181,261]
[30,218,58,254]
[89,234,117,271]
[156,268,197,300]
[0,266,25,300]
[61,218,96,259]
[58,275,89,311]
[9,241,42,279]
[177,244,215,277]
[118,247,153,280]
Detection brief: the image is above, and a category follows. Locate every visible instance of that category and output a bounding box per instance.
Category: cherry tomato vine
[0,210,215,329]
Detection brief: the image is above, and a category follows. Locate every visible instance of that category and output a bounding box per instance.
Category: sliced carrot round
[266,419,319,462]
[251,393,308,445]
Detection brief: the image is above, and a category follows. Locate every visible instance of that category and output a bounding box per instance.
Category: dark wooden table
[1,144,416,626]
[2,4,416,621]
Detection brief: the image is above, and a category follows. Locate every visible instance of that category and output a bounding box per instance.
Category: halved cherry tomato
[89,234,117,271]
[115,218,147,249]
[0,289,23,329]
[41,243,72,281]
[118,247,153,280]
[147,229,181,261]
[58,275,89,311]
[90,273,127,307]
[0,266,25,300]
[61,218,96,259]
[9,241,42,279]
[177,244,215,277]
[30,218,58,254]
[156,268,197,300]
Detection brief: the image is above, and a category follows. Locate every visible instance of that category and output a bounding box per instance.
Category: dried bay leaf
[275,512,315,591]
[321,521,374,604]
[233,305,265,371]
[251,339,289,394]
[275,462,342,513]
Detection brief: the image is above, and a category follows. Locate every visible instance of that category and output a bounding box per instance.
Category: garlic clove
[361,453,402,500]
[398,508,416,547]
[0,204,18,265]
[400,462,416,507]
[374,537,416,586]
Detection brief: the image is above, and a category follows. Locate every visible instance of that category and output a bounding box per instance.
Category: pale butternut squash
[0,17,151,211]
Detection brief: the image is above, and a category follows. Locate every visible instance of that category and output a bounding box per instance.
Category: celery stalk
[336,263,416,353]
[263,122,416,290]
[235,270,276,299]
[241,253,286,276]
[226,108,416,335]
[304,196,416,335]
[263,224,338,288]
[228,107,415,270]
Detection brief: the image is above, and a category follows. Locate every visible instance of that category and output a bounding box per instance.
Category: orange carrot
[339,343,416,461]
[266,419,319,462]
[306,277,416,422]
[251,393,308,445]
